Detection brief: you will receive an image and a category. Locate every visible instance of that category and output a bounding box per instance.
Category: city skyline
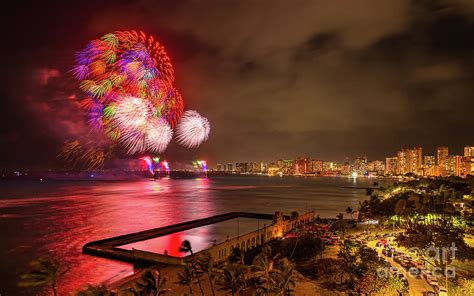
[215,145,474,178]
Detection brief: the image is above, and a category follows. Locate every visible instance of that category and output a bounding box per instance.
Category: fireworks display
[58,140,114,170]
[64,30,211,168]
[176,110,211,148]
[193,160,208,172]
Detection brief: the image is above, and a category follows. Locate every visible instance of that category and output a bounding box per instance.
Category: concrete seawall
[83,210,315,266]
[84,212,274,248]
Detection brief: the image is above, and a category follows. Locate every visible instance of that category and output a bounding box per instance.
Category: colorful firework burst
[65,30,210,169]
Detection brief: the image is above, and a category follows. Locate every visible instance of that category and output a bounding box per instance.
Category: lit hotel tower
[437,146,449,176]
[464,146,474,176]
[397,147,422,175]
[465,146,474,157]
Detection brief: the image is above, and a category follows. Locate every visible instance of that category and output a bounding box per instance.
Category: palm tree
[228,247,244,264]
[18,257,68,296]
[251,246,274,295]
[176,266,194,295]
[179,240,193,255]
[179,240,204,295]
[271,258,297,296]
[345,207,354,220]
[196,252,216,296]
[75,284,111,296]
[133,269,170,295]
[217,264,247,296]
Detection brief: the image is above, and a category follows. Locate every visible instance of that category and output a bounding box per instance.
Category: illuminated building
[235,162,248,173]
[464,146,474,157]
[437,147,449,164]
[385,157,398,175]
[410,147,423,175]
[367,160,385,175]
[437,146,449,176]
[329,162,343,175]
[424,155,435,166]
[323,161,334,173]
[216,164,223,171]
[421,154,437,176]
[455,155,463,177]
[311,159,323,174]
[267,162,280,176]
[294,157,311,175]
[226,163,234,172]
[341,162,351,175]
[353,157,367,176]
[276,159,284,169]
[251,162,266,173]
[462,156,474,176]
[397,147,422,175]
[397,150,409,175]
[444,155,463,177]
[445,155,456,176]
[282,159,294,175]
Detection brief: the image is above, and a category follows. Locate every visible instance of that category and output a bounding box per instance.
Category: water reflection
[0,176,393,295]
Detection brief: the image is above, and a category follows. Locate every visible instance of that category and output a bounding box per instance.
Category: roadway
[367,240,436,296]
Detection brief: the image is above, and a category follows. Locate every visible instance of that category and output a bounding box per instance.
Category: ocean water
[0,175,393,295]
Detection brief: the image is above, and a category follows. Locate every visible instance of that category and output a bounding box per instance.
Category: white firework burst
[145,118,173,153]
[176,110,210,148]
[114,96,155,131]
[120,129,147,154]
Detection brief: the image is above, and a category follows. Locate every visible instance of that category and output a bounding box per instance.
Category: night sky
[1,0,473,169]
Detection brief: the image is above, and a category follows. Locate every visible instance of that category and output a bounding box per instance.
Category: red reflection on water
[121,219,213,257]
[36,179,214,294]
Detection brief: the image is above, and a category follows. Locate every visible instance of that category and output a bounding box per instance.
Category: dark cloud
[0,0,473,169]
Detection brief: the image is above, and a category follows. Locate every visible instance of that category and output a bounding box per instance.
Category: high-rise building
[341,162,351,175]
[421,154,436,177]
[235,162,248,173]
[455,155,463,177]
[462,156,474,176]
[246,162,264,173]
[276,159,284,170]
[437,146,449,176]
[282,159,294,175]
[397,150,409,175]
[424,155,435,166]
[385,157,398,175]
[445,155,456,176]
[267,163,280,176]
[437,147,449,165]
[444,155,463,177]
[353,157,367,176]
[367,160,385,175]
[464,146,474,157]
[397,147,422,175]
[294,157,311,175]
[310,159,323,174]
[323,161,334,173]
[410,147,423,174]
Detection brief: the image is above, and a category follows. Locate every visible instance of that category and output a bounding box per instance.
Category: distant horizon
[2,143,473,171]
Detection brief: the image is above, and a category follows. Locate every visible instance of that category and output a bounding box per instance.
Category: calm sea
[0,175,394,295]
